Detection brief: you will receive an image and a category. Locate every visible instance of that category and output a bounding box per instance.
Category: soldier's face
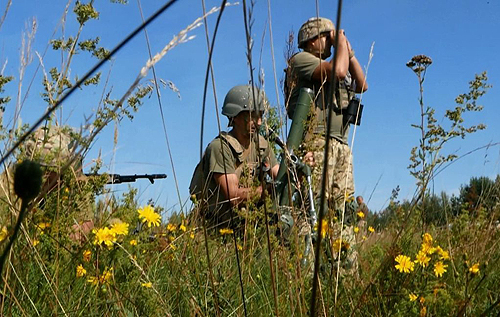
[234,111,262,137]
[310,33,332,59]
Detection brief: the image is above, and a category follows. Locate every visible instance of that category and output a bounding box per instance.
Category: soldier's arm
[345,36,368,93]
[311,30,349,82]
[271,164,279,179]
[213,173,262,206]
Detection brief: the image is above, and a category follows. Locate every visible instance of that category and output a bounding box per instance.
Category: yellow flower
[167,223,177,232]
[368,226,375,233]
[110,222,129,236]
[415,250,431,268]
[76,264,87,277]
[190,232,195,239]
[409,293,418,301]
[422,233,433,245]
[315,219,328,238]
[129,239,138,246]
[357,211,365,219]
[180,224,187,232]
[100,267,113,284]
[332,239,350,253]
[93,227,117,248]
[435,246,450,260]
[433,261,447,277]
[469,263,480,275]
[354,227,359,233]
[420,306,427,317]
[219,228,234,235]
[137,205,161,227]
[237,244,243,251]
[419,296,425,304]
[32,239,40,246]
[395,255,415,273]
[87,276,98,285]
[37,222,51,230]
[87,267,113,285]
[0,226,8,242]
[141,282,153,288]
[362,235,367,241]
[421,242,435,255]
[83,250,91,262]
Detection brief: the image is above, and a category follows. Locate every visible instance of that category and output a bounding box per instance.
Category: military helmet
[222,85,268,118]
[298,17,334,49]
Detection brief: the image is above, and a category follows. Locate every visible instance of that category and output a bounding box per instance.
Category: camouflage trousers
[309,137,355,210]
[328,223,358,278]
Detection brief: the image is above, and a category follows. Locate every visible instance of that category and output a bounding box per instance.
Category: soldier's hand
[303,151,315,167]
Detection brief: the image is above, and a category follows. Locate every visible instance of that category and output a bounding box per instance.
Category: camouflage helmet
[222,85,268,118]
[24,125,82,170]
[298,17,335,49]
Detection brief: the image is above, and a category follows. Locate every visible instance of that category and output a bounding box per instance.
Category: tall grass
[0,1,498,316]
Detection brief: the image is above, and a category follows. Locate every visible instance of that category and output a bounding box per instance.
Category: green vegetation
[0,1,498,316]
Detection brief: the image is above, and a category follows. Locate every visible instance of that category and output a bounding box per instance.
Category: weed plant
[0,1,498,316]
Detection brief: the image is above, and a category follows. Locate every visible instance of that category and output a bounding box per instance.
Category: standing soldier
[285,17,368,276]
[190,85,279,230]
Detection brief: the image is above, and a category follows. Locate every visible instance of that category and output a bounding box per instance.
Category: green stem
[0,199,29,278]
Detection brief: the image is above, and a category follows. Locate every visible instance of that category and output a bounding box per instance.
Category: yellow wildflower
[415,250,431,268]
[129,239,138,246]
[32,239,40,246]
[419,296,425,304]
[219,228,234,235]
[422,233,433,245]
[435,246,450,260]
[362,235,367,241]
[76,264,87,277]
[37,222,51,230]
[409,293,418,301]
[357,211,365,219]
[237,244,243,251]
[137,205,161,227]
[354,227,359,233]
[110,222,129,236]
[190,232,195,239]
[142,282,153,288]
[167,223,177,232]
[469,263,480,275]
[0,226,8,242]
[87,276,98,285]
[180,224,187,232]
[433,261,447,277]
[368,226,375,233]
[395,255,415,273]
[420,306,427,317]
[83,250,91,262]
[93,227,117,248]
[100,267,113,284]
[319,219,328,238]
[332,239,350,253]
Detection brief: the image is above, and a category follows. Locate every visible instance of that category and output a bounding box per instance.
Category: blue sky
[1,0,499,214]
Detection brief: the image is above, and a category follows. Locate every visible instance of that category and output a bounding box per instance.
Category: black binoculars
[344,97,364,126]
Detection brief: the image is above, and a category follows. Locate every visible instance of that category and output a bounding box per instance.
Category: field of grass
[0,1,499,316]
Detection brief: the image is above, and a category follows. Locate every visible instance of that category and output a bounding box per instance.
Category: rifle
[85,173,167,184]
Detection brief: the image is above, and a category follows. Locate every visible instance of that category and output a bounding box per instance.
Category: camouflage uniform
[190,131,278,230]
[286,17,358,276]
[25,125,94,234]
